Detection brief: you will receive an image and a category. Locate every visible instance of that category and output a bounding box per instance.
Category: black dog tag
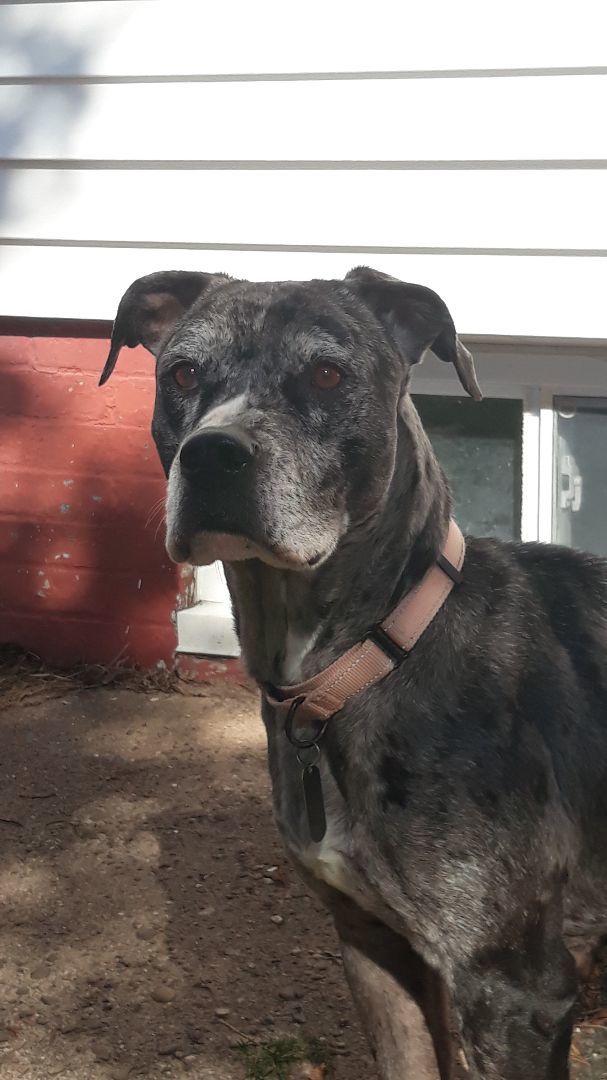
[302,764,327,842]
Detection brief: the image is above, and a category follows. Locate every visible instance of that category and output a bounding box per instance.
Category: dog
[100,267,607,1079]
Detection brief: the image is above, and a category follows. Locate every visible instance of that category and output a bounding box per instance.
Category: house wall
[0,0,605,335]
[0,320,182,668]
[0,0,605,667]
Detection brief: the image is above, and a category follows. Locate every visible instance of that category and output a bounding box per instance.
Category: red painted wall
[0,320,181,669]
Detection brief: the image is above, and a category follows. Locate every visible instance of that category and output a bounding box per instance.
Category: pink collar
[264,520,465,728]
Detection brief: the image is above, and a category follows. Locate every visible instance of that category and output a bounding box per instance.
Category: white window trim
[538,387,557,543]
[176,562,240,656]
[177,340,607,656]
[521,386,541,543]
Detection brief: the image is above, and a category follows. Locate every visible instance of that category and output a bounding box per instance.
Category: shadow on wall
[0,11,97,227]
[0,17,186,668]
[0,332,183,669]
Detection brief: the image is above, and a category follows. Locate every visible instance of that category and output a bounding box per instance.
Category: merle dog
[100,268,607,1079]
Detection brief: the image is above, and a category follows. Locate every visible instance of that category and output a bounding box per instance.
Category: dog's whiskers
[145,497,166,530]
[153,516,166,543]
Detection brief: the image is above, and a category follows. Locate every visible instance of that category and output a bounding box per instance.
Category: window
[413,395,523,540]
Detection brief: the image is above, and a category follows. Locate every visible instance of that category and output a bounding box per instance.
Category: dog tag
[302,764,327,843]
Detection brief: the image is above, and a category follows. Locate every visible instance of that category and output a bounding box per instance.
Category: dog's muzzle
[168,424,318,568]
[167,424,259,563]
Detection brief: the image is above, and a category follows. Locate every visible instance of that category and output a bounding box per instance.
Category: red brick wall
[0,320,181,669]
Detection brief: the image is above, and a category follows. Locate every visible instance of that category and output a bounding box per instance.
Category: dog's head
[100,268,479,568]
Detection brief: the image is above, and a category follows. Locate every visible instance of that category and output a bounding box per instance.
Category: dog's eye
[171,362,198,392]
[311,363,343,391]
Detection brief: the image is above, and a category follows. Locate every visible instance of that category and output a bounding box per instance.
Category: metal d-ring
[284,696,330,750]
[296,743,321,768]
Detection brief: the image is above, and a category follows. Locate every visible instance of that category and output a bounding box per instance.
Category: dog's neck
[224,397,451,687]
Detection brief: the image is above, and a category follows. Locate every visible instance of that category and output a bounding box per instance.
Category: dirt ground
[0,661,606,1079]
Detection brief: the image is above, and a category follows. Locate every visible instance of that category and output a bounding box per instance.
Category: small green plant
[235,1035,329,1080]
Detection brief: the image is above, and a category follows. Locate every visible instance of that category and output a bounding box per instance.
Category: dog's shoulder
[501,535,606,582]
[463,535,607,625]
[440,536,607,751]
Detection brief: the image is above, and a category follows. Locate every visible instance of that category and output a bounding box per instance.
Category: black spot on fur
[281,371,311,417]
[379,753,411,810]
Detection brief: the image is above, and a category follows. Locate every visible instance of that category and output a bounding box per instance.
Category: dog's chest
[295,805,360,897]
[272,750,383,914]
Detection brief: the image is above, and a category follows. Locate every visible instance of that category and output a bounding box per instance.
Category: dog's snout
[179,427,256,477]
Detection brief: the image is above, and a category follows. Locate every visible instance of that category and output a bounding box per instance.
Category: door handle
[559,454,583,513]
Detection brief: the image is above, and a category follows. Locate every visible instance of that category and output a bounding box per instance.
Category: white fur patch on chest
[274,749,385,917]
[291,802,379,913]
[298,822,352,892]
[281,625,320,684]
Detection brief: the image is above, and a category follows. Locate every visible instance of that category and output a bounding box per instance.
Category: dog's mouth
[166,529,329,570]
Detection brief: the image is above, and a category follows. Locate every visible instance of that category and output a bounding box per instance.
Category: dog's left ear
[345,266,482,400]
[99,270,228,385]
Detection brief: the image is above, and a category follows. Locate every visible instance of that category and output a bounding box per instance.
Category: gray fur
[101,267,607,1079]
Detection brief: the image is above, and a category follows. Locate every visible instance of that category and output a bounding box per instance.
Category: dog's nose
[179,427,256,477]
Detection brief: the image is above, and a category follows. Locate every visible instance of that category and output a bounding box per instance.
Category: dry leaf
[287,1063,327,1080]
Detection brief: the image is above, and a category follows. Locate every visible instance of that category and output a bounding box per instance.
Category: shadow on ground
[0,674,605,1078]
[0,680,369,1079]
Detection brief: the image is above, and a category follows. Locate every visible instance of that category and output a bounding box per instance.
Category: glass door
[553,397,607,557]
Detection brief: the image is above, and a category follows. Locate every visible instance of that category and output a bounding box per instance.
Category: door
[553,396,607,557]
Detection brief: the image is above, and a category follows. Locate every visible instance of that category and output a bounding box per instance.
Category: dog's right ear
[99,271,227,385]
[345,266,482,400]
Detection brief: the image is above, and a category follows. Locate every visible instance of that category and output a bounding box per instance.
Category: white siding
[0,0,606,336]
[4,246,606,340]
[1,0,606,75]
[5,170,607,251]
[2,78,606,161]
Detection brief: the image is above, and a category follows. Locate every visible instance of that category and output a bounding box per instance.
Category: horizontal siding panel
[1,0,606,77]
[0,245,605,338]
[3,169,607,250]
[1,77,606,161]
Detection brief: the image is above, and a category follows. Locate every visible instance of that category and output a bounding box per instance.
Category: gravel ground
[0,673,605,1078]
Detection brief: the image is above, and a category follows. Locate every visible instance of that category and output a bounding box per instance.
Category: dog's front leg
[332,897,452,1080]
[451,898,577,1080]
